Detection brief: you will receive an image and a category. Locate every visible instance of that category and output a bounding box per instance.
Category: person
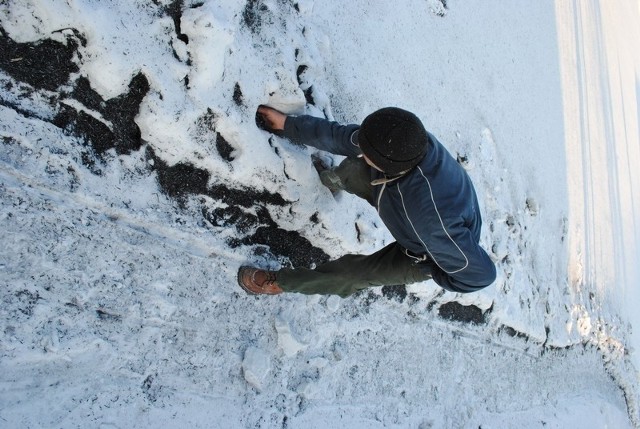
[237,105,496,298]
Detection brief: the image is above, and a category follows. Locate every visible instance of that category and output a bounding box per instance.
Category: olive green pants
[278,157,432,297]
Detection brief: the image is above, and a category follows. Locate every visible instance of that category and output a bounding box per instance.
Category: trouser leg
[319,157,374,205]
[280,157,420,297]
[278,242,432,298]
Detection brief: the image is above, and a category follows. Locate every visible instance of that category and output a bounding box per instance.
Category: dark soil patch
[233,82,244,106]
[296,65,308,85]
[164,0,189,44]
[1,28,329,271]
[195,109,236,162]
[435,0,448,17]
[152,156,210,200]
[203,205,261,235]
[242,0,271,34]
[360,290,380,308]
[438,301,490,325]
[500,325,531,341]
[216,133,235,162]
[295,64,315,105]
[96,308,122,322]
[54,107,114,153]
[236,226,329,267]
[54,72,149,155]
[303,86,315,106]
[381,285,407,302]
[148,149,329,267]
[15,290,41,317]
[0,28,80,91]
[148,148,287,207]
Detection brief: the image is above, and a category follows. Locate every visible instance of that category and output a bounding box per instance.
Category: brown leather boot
[237,266,284,295]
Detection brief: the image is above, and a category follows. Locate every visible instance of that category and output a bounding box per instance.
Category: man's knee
[334,157,373,202]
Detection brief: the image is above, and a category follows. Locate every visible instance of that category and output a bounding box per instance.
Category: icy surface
[1,0,639,428]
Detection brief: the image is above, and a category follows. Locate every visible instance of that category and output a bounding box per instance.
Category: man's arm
[257,106,360,157]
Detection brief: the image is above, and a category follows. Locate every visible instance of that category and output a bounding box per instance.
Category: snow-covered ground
[1,0,638,428]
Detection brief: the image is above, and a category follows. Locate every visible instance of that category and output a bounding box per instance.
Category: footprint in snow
[525,197,539,216]
[426,0,448,17]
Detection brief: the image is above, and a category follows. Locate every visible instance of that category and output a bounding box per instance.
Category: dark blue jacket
[284,115,496,293]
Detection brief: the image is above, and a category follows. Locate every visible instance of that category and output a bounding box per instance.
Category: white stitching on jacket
[377,182,386,215]
[398,166,469,274]
[350,130,360,147]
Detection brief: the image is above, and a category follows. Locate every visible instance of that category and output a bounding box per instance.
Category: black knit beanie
[357,107,429,175]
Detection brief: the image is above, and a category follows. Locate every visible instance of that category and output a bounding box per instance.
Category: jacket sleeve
[282,115,361,157]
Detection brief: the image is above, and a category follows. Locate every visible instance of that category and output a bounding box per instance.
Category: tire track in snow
[555,0,640,424]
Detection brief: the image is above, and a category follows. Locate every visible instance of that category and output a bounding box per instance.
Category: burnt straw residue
[381,285,408,302]
[203,205,264,235]
[53,73,150,155]
[148,148,329,267]
[501,325,533,342]
[438,301,491,325]
[195,109,236,162]
[148,148,288,208]
[0,28,80,91]
[216,133,236,162]
[242,0,270,33]
[235,226,329,267]
[0,29,328,270]
[233,82,244,107]
[164,0,208,45]
[164,0,189,44]
[295,64,315,106]
[14,290,42,317]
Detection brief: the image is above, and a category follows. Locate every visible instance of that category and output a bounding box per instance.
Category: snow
[1,0,639,428]
[555,0,640,373]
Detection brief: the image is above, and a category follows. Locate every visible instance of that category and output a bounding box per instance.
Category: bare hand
[256,105,287,132]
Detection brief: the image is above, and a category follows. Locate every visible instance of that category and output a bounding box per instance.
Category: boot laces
[252,270,278,288]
